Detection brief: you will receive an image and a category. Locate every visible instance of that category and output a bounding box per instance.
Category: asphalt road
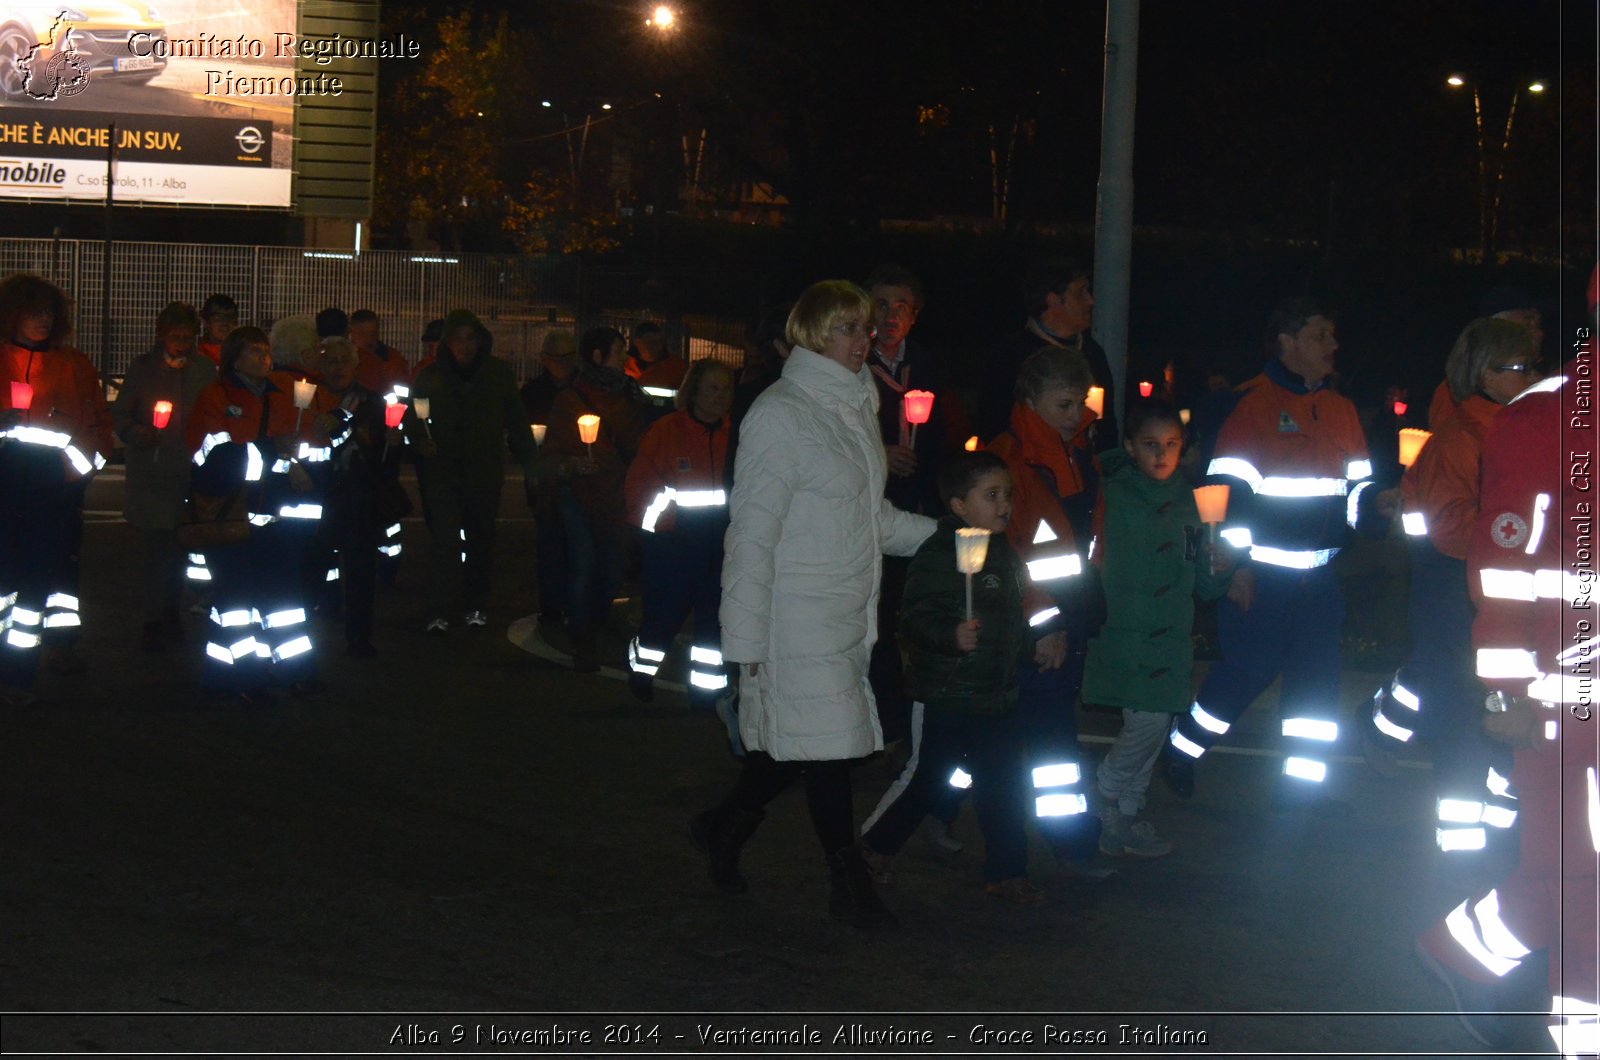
[0,472,1557,1057]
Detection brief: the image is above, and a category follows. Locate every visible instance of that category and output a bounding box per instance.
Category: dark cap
[315,306,348,338]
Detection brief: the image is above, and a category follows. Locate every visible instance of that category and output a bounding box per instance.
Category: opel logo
[235,126,265,154]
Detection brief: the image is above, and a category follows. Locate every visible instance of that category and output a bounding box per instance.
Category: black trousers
[720,752,855,857]
[868,554,911,744]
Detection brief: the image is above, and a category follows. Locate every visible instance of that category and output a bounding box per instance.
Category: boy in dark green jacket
[860,452,1066,904]
[1083,403,1233,857]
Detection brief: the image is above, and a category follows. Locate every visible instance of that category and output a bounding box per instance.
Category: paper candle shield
[1084,386,1104,418]
[291,378,317,410]
[10,381,33,410]
[1193,484,1230,525]
[152,400,173,429]
[954,527,991,575]
[902,389,935,426]
[412,397,431,420]
[384,403,407,429]
[1138,380,1154,398]
[964,435,979,452]
[577,414,601,445]
[1397,428,1431,468]
[531,423,547,445]
[1179,408,1191,425]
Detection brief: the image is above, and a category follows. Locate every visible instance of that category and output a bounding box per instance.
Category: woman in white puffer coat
[690,280,935,929]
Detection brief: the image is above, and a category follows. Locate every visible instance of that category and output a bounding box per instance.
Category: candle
[902,390,934,448]
[531,423,547,445]
[1138,380,1153,398]
[964,435,979,452]
[412,397,430,420]
[152,400,173,429]
[954,527,991,622]
[1193,484,1230,526]
[291,378,316,410]
[1084,386,1104,418]
[576,414,600,445]
[384,402,407,429]
[10,380,33,410]
[1392,400,1408,418]
[1179,408,1191,425]
[1397,428,1432,468]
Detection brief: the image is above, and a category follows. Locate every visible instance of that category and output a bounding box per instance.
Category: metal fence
[0,239,753,380]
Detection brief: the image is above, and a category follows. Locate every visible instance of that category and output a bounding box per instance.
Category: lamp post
[1446,75,1546,263]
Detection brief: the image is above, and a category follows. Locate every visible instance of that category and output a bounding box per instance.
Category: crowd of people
[0,261,1594,1054]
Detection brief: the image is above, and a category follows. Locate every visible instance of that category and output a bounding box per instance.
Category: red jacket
[356,343,411,401]
[0,340,112,479]
[186,370,326,453]
[623,408,728,533]
[1426,379,1459,430]
[634,355,690,396]
[1400,394,1498,559]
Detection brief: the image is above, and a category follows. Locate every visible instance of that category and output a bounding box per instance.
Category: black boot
[690,806,763,894]
[828,846,898,929]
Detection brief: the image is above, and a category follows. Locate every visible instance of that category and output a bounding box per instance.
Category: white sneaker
[464,610,488,629]
[425,617,450,635]
[920,817,964,853]
[1101,815,1173,858]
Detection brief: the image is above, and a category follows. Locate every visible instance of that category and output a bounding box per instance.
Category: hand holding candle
[902,389,934,448]
[1397,428,1431,468]
[954,527,991,621]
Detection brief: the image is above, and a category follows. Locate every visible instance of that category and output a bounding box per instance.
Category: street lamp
[647,5,676,32]
[1446,74,1546,262]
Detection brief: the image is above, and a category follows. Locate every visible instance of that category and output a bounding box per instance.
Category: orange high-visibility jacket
[1400,393,1497,559]
[187,370,325,453]
[356,342,411,401]
[624,408,729,534]
[0,340,112,479]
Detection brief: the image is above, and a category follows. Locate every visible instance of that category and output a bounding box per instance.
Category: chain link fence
[1,240,756,381]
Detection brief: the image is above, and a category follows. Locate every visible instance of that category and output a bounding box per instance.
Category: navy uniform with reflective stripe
[1170,358,1378,790]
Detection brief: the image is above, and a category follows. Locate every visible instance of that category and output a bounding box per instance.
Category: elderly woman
[1369,317,1542,853]
[691,280,935,929]
[111,301,217,653]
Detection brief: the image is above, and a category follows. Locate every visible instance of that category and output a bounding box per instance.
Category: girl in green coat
[1082,404,1233,857]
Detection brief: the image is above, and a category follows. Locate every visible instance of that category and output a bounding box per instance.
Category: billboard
[0,0,307,207]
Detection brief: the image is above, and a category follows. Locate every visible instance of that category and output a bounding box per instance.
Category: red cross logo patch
[1490,511,1528,549]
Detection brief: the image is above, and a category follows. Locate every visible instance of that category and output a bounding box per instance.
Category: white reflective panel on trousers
[690,645,724,666]
[188,553,208,565]
[1486,767,1513,798]
[1219,526,1254,549]
[1373,709,1414,742]
[5,629,41,648]
[264,608,307,629]
[1035,793,1088,817]
[1283,756,1327,782]
[1476,648,1540,679]
[206,641,233,664]
[948,767,973,790]
[211,608,255,628]
[186,566,213,581]
[386,523,402,538]
[11,607,41,625]
[1544,719,1558,741]
[1475,890,1533,960]
[44,592,79,611]
[1169,728,1205,759]
[1437,798,1485,824]
[1481,804,1517,829]
[274,635,313,661]
[630,638,667,663]
[1027,553,1082,582]
[325,568,340,581]
[1436,826,1487,852]
[1526,492,1550,555]
[1281,717,1338,741]
[1445,896,1519,977]
[690,671,729,691]
[1190,701,1230,735]
[1391,681,1421,711]
[1032,763,1081,788]
[278,504,324,520]
[1028,606,1061,627]
[1250,544,1337,569]
[1548,1019,1600,1060]
[229,636,259,660]
[1402,511,1428,536]
[42,612,80,628]
[1346,459,1373,481]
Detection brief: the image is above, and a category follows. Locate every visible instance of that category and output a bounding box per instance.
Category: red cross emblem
[1490,511,1528,549]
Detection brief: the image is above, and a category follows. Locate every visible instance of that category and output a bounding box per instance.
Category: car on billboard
[0,3,167,100]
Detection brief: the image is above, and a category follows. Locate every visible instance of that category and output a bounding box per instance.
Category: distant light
[1446,75,1466,87]
[651,4,675,29]
[1393,400,1408,417]
[541,100,552,108]
[601,103,612,110]
[1138,380,1153,398]
[1528,81,1545,93]
[476,111,484,117]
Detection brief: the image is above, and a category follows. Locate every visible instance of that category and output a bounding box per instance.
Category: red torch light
[1138,380,1154,398]
[1392,400,1408,418]
[902,389,934,447]
[10,381,34,410]
[384,402,407,429]
[152,400,173,429]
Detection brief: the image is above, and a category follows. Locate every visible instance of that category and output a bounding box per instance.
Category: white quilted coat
[720,347,936,760]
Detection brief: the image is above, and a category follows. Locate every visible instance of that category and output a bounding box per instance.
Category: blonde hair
[1445,316,1537,401]
[785,280,871,354]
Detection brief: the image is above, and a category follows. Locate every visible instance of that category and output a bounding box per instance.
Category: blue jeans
[559,486,625,632]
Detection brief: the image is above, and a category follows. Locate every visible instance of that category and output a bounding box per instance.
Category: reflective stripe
[278,503,324,519]
[386,523,402,538]
[1028,605,1061,627]
[211,608,255,628]
[1346,458,1373,481]
[1437,827,1487,852]
[1190,701,1230,735]
[1438,798,1484,824]
[186,566,213,582]
[1446,897,1518,976]
[44,592,79,611]
[1511,374,1566,400]
[1282,718,1338,741]
[1032,763,1081,788]
[640,490,674,532]
[1549,1017,1600,1060]
[11,607,41,626]
[689,670,728,691]
[1346,479,1372,528]
[3,424,72,449]
[1558,635,1600,666]
[1481,804,1517,829]
[274,635,313,661]
[271,458,293,474]
[1035,793,1088,817]
[631,639,666,663]
[689,645,723,666]
[1373,710,1414,742]
[1526,492,1550,555]
[627,638,662,676]
[264,608,307,629]
[255,641,272,659]
[378,544,402,558]
[1475,890,1532,961]
[1554,995,1600,1017]
[248,513,277,526]
[194,430,231,466]
[1476,648,1540,679]
[676,489,726,508]
[389,384,411,401]
[206,641,233,664]
[1544,719,1558,741]
[42,613,80,628]
[1219,526,1254,549]
[1250,544,1337,569]
[1027,553,1082,581]
[641,386,677,399]
[296,442,333,463]
[1391,681,1420,711]
[948,767,973,789]
[1207,457,1263,492]
[1402,511,1427,536]
[1087,534,1097,560]
[229,636,259,660]
[5,628,41,648]
[1282,756,1326,782]
[1480,568,1536,601]
[245,444,264,482]
[1527,673,1592,705]
[64,445,92,475]
[1261,475,1348,498]
[1169,728,1205,759]
[188,553,207,565]
[1031,520,1058,545]
[325,568,340,582]
[1486,767,1513,798]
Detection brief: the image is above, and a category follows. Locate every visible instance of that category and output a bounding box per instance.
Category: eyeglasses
[1489,362,1540,375]
[831,321,876,338]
